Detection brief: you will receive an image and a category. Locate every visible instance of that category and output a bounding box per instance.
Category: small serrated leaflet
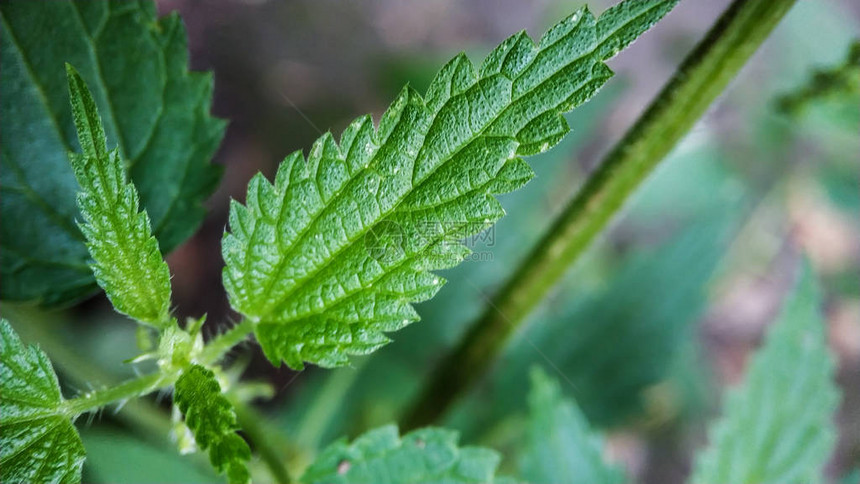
[174,365,251,484]
[65,64,172,328]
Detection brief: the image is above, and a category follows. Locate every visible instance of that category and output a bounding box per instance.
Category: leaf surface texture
[66,64,172,326]
[0,319,85,484]
[174,365,251,484]
[223,0,678,369]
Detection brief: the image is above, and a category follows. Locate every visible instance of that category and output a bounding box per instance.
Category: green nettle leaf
[521,367,625,484]
[0,0,224,306]
[0,319,85,484]
[223,0,678,369]
[174,365,251,484]
[692,264,840,484]
[65,64,172,327]
[303,425,504,484]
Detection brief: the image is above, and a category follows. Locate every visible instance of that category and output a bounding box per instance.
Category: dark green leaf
[0,0,224,306]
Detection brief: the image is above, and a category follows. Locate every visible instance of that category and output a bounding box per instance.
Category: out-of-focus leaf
[0,0,224,306]
[691,264,840,484]
[776,41,860,116]
[839,469,860,484]
[775,39,860,214]
[80,426,217,484]
[520,367,624,484]
[303,425,505,484]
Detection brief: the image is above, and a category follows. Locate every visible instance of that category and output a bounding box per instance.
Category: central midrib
[260,78,602,324]
[248,11,619,322]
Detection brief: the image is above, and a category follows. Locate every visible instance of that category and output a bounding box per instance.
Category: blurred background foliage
[3,0,858,482]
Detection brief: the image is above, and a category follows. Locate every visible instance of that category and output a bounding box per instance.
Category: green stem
[5,307,301,480]
[55,319,255,417]
[199,319,255,366]
[50,317,273,410]
[61,372,172,418]
[1,307,175,443]
[230,397,297,484]
[402,0,798,430]
[3,307,256,419]
[295,358,369,450]
[52,320,257,418]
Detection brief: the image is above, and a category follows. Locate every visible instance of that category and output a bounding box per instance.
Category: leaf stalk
[61,373,171,418]
[199,319,256,366]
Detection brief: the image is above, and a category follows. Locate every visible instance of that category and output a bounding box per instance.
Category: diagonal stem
[402,0,798,430]
[199,319,256,366]
[230,397,296,484]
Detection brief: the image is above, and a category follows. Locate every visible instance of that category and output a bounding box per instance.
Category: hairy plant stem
[199,319,255,366]
[58,372,298,484]
[5,308,297,482]
[61,373,172,418]
[402,0,798,430]
[55,320,256,416]
[1,307,175,443]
